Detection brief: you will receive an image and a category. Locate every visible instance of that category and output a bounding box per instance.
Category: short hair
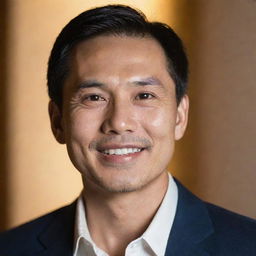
[47,5,188,107]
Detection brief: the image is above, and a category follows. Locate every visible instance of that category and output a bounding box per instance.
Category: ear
[48,100,66,144]
[174,95,189,141]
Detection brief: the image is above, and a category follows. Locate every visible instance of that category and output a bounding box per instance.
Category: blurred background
[0,0,256,231]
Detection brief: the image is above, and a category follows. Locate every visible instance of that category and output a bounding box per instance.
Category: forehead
[73,35,167,67]
[73,34,167,59]
[65,35,173,90]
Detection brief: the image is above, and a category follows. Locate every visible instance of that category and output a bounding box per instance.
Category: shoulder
[174,178,256,255]
[0,202,76,255]
[206,202,256,232]
[205,202,256,252]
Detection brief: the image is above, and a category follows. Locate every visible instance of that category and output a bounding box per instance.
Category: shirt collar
[73,173,178,256]
[73,194,99,255]
[142,173,178,255]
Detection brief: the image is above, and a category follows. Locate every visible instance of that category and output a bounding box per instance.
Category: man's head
[48,5,189,193]
[47,4,188,108]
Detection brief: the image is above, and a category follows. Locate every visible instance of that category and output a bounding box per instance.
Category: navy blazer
[1,180,256,255]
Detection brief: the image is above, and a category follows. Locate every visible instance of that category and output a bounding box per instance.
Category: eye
[85,94,105,101]
[136,93,155,100]
[80,94,106,106]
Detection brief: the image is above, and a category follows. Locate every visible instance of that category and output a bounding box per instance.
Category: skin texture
[49,35,189,255]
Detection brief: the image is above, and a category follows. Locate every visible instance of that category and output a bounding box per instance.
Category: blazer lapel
[36,201,76,256]
[27,181,215,256]
[165,179,216,256]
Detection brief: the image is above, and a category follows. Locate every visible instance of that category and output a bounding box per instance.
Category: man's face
[49,35,189,193]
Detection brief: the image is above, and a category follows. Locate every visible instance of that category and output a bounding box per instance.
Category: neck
[82,171,169,255]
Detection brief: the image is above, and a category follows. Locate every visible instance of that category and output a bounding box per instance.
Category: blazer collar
[33,180,215,256]
[36,201,76,256]
[165,179,216,256]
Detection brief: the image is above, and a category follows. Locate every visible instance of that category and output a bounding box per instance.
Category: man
[0,4,255,256]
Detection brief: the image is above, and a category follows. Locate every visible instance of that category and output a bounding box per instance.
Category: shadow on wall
[0,0,9,231]
[169,1,202,194]
[170,0,256,219]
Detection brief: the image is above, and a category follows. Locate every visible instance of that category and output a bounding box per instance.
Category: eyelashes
[83,94,106,101]
[135,92,155,100]
[76,91,158,108]
[82,92,156,102]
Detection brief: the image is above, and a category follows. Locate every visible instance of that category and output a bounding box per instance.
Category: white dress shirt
[73,173,178,256]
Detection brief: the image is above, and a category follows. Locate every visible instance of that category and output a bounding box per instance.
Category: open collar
[31,179,216,256]
[165,179,216,256]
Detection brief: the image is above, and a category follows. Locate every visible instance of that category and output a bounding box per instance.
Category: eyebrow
[131,77,163,87]
[77,80,105,89]
[77,76,163,90]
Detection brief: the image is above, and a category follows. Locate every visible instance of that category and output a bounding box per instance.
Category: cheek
[64,111,101,169]
[64,110,101,143]
[141,106,176,139]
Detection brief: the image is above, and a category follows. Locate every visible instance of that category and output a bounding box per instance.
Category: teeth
[103,148,142,155]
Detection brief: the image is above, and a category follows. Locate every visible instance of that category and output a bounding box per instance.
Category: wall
[172,0,256,218]
[0,0,256,231]
[0,0,8,230]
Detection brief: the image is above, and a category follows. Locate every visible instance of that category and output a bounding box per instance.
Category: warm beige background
[0,0,255,231]
[172,0,256,219]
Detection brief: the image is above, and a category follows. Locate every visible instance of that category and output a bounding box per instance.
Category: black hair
[47,5,188,107]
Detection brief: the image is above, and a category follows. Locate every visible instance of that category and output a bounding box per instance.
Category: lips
[97,146,145,165]
[92,137,152,164]
[96,143,147,164]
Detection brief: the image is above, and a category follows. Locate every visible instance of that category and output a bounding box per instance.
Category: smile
[102,148,143,155]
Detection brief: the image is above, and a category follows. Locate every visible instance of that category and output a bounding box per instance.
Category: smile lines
[101,148,143,155]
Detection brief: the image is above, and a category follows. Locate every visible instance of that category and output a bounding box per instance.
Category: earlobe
[174,95,189,141]
[48,100,66,144]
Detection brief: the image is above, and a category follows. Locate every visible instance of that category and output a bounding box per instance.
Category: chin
[86,172,151,193]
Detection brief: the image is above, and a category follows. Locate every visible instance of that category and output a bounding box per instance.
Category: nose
[101,100,138,135]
